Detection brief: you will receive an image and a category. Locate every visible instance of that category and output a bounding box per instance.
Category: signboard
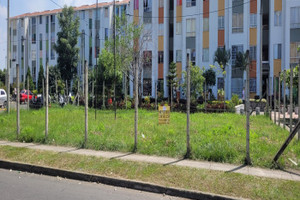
[158,105,170,124]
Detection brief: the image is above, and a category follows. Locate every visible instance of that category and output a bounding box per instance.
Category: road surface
[0,169,187,200]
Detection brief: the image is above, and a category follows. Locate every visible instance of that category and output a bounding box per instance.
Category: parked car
[20,89,34,103]
[0,89,7,108]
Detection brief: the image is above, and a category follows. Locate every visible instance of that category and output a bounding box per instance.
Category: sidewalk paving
[0,140,299,182]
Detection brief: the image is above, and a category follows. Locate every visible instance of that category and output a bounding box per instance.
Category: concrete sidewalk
[0,140,299,182]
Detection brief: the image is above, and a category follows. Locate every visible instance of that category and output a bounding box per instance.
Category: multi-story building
[9,0,300,100]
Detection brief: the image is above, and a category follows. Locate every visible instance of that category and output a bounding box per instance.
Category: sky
[0,0,111,70]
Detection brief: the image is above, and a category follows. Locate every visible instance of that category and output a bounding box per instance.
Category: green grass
[0,104,299,169]
[0,146,299,200]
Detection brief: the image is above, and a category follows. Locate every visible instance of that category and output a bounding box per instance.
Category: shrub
[231,94,240,106]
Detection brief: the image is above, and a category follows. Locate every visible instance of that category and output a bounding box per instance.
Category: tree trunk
[278,75,281,126]
[283,72,286,130]
[170,83,173,111]
[274,78,277,124]
[124,72,127,109]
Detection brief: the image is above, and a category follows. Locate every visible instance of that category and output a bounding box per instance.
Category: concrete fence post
[45,62,49,139]
[85,60,88,146]
[16,64,20,138]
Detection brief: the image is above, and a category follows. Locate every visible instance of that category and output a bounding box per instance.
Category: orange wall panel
[159,7,164,24]
[176,6,182,22]
[203,31,209,48]
[176,63,182,79]
[158,36,164,51]
[134,10,139,25]
[218,0,225,16]
[274,0,282,11]
[218,30,224,47]
[250,61,257,78]
[274,59,282,77]
[250,28,257,46]
[203,0,210,18]
[250,0,257,13]
[158,63,164,79]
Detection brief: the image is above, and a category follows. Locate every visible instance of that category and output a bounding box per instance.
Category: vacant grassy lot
[0,146,299,200]
[0,104,299,169]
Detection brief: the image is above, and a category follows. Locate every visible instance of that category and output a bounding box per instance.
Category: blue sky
[0,0,110,70]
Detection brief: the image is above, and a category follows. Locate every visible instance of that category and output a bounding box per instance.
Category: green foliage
[25,68,35,91]
[167,62,178,88]
[54,6,80,84]
[280,65,299,87]
[49,65,61,95]
[37,65,44,94]
[231,94,240,106]
[213,46,231,74]
[203,68,216,87]
[234,51,249,72]
[0,69,6,87]
[144,96,150,104]
[182,63,205,102]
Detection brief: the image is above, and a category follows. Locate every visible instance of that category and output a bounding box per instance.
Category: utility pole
[134,58,138,151]
[245,50,251,165]
[283,71,286,130]
[113,0,117,120]
[155,81,157,110]
[278,73,281,126]
[85,60,88,146]
[16,64,20,138]
[21,36,26,87]
[6,0,10,114]
[266,78,269,116]
[27,75,29,110]
[82,30,85,96]
[186,54,191,158]
[274,77,277,124]
[290,65,293,133]
[45,61,49,139]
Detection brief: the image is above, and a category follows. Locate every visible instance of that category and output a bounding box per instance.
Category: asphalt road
[0,169,187,200]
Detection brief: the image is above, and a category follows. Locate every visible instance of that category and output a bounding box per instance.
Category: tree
[37,65,44,93]
[235,51,249,73]
[49,65,61,95]
[213,47,231,99]
[182,63,205,103]
[25,68,35,91]
[167,62,178,108]
[54,5,80,90]
[0,69,6,89]
[203,68,216,87]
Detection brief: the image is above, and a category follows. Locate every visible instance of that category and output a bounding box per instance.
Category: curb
[0,159,242,200]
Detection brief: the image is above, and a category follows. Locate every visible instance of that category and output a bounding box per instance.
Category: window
[158,51,164,63]
[81,11,85,20]
[217,77,224,90]
[39,34,43,51]
[290,42,300,64]
[144,0,152,12]
[274,11,282,26]
[250,78,256,93]
[105,28,109,40]
[232,0,244,33]
[218,16,224,30]
[159,0,164,8]
[291,7,300,29]
[191,49,196,65]
[250,46,256,61]
[176,22,182,35]
[176,50,182,62]
[89,18,92,30]
[32,17,36,44]
[203,18,209,31]
[13,45,17,60]
[232,45,243,65]
[186,0,196,7]
[105,8,108,17]
[203,48,209,62]
[274,44,282,59]
[186,18,196,37]
[51,42,55,60]
[39,15,42,24]
[250,14,257,27]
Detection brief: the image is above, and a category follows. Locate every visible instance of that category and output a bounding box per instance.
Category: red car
[20,90,35,103]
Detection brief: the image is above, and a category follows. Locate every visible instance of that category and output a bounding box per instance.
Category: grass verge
[0,145,299,200]
[0,105,299,169]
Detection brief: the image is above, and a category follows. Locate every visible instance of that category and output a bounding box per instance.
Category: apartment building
[9,0,300,100]
[9,0,129,87]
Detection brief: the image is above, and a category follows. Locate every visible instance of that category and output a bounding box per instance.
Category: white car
[0,89,7,108]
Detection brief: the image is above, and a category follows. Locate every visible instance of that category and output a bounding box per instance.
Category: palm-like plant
[235,51,249,72]
[213,47,231,100]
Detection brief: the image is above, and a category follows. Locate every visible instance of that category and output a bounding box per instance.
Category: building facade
[9,0,300,99]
